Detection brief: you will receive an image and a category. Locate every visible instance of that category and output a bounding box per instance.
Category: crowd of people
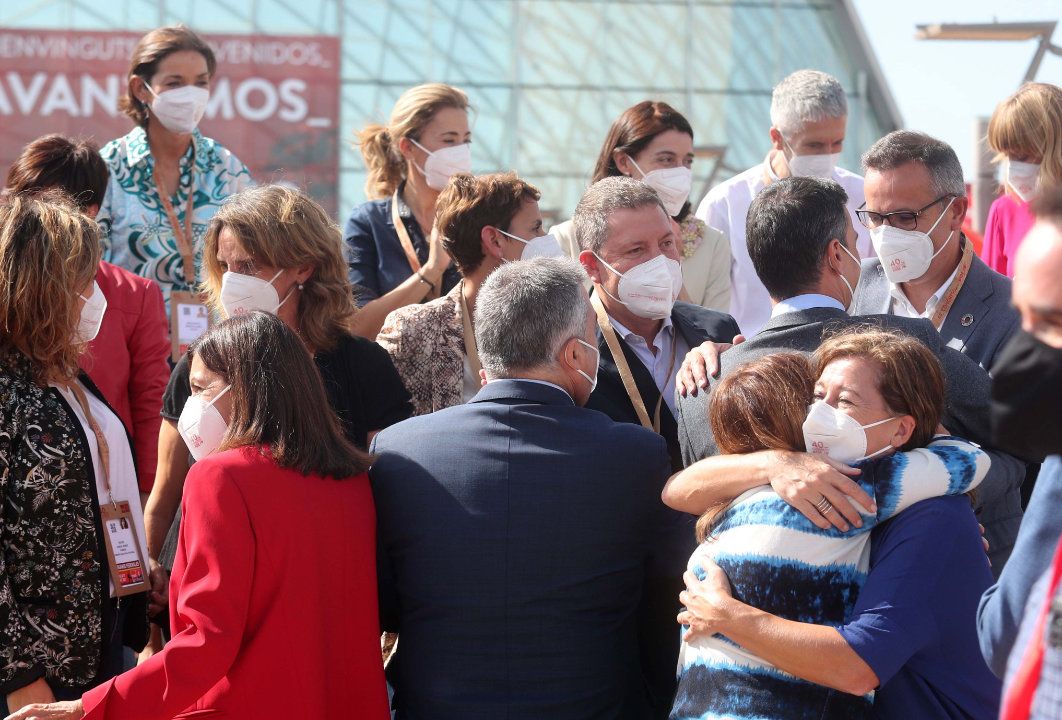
[0,21,1060,720]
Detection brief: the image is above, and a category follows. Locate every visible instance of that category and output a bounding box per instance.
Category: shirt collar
[771,293,846,318]
[393,180,413,221]
[124,126,206,170]
[608,314,675,348]
[888,256,963,318]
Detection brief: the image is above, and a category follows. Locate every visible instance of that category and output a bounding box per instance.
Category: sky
[850,0,1062,180]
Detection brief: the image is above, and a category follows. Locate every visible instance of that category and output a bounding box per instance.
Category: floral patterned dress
[96,126,254,316]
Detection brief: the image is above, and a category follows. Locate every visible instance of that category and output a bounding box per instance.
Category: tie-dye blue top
[671,436,989,720]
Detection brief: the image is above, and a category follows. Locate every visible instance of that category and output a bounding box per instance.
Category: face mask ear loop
[628,156,648,180]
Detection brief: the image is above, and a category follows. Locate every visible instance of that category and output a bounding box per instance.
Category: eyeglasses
[855,195,954,232]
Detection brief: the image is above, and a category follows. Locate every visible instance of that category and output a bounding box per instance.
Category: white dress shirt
[888,261,962,326]
[608,315,689,416]
[53,380,150,597]
[771,293,846,318]
[695,155,871,337]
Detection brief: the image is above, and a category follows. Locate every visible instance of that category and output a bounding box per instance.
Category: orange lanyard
[391,188,423,275]
[155,149,197,285]
[929,238,974,330]
[66,382,116,508]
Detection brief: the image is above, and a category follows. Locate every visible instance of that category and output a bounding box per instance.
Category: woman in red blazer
[7,312,390,720]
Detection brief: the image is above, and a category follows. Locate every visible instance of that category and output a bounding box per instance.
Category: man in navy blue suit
[370,257,677,720]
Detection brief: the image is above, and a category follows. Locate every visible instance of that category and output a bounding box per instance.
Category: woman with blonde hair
[344,83,472,338]
[0,192,148,716]
[143,185,411,627]
[983,82,1062,277]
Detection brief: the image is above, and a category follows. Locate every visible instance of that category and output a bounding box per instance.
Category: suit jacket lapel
[938,254,992,350]
[595,326,674,429]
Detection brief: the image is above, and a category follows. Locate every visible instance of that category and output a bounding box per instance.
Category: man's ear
[579,249,603,285]
[768,127,785,153]
[948,194,969,233]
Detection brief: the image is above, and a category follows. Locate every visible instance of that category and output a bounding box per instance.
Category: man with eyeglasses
[851,130,1024,572]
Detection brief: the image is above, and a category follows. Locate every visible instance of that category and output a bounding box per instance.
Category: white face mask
[629,158,693,217]
[75,280,108,344]
[177,384,231,461]
[1006,159,1041,203]
[802,399,898,464]
[147,85,209,134]
[869,197,955,284]
[783,137,839,179]
[409,138,472,191]
[837,241,861,311]
[574,338,600,397]
[219,270,295,317]
[593,252,683,320]
[495,228,565,261]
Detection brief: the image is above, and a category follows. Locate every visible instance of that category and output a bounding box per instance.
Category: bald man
[977,186,1062,679]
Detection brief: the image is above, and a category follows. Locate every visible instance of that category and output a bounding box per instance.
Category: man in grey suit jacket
[672,176,1025,571]
[851,131,1024,567]
[370,258,680,720]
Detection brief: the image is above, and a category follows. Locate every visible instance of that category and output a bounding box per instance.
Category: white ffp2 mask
[147,85,209,134]
[593,253,683,320]
[802,400,897,465]
[410,138,472,190]
[630,158,693,217]
[177,384,231,461]
[869,197,956,284]
[75,280,108,344]
[495,228,565,261]
[783,137,838,179]
[1005,159,1041,203]
[219,270,294,317]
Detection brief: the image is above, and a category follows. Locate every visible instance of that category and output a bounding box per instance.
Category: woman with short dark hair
[9,312,390,720]
[666,328,992,719]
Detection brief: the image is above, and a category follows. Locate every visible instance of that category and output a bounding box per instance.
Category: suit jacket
[370,380,674,720]
[82,261,170,492]
[587,300,741,472]
[82,447,390,720]
[377,283,465,416]
[850,250,1025,570]
[851,249,1021,372]
[674,306,1027,571]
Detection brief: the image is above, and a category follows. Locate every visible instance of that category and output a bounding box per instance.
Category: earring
[298,283,304,290]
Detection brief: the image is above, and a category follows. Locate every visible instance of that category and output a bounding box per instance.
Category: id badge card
[100,501,149,597]
[170,291,211,363]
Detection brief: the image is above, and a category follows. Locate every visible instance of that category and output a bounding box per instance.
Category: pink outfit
[982,193,1035,278]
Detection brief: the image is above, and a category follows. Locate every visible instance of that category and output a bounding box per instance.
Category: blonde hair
[356,83,470,199]
[201,185,355,352]
[988,82,1062,193]
[0,191,101,384]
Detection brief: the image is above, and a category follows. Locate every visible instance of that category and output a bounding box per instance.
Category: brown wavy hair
[697,352,813,541]
[201,185,355,352]
[812,327,944,452]
[5,135,109,211]
[590,100,695,219]
[356,83,470,199]
[435,172,541,275]
[0,191,101,384]
[191,311,371,476]
[120,25,217,127]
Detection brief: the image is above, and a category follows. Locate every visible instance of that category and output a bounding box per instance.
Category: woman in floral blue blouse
[97,25,253,316]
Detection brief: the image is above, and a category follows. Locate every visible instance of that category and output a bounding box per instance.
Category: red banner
[0,29,341,214]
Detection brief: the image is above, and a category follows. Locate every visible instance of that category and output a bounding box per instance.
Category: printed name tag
[100,501,149,597]
[171,290,211,363]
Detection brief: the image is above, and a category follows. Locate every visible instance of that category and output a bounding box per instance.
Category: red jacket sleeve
[981,198,1008,276]
[81,462,255,720]
[127,279,170,492]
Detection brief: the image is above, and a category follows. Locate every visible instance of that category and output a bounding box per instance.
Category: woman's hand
[147,557,170,618]
[764,450,872,531]
[3,698,82,720]
[5,679,55,717]
[424,225,452,281]
[677,563,735,642]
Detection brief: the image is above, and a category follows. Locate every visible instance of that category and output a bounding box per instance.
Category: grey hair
[572,175,666,254]
[770,70,848,136]
[474,257,591,378]
[861,130,966,198]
